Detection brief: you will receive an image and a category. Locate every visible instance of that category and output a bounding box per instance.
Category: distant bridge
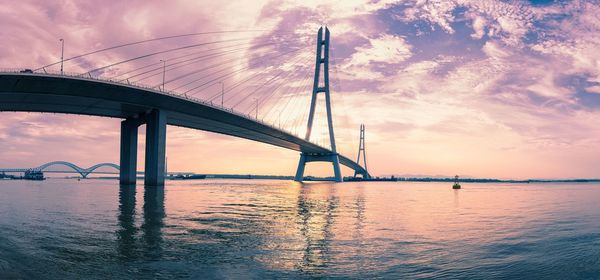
[0,161,195,178]
[0,27,370,185]
[0,161,120,178]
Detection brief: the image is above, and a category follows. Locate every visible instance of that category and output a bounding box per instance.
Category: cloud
[395,0,536,46]
[348,34,412,66]
[587,85,600,94]
[529,2,600,84]
[2,0,600,179]
[273,0,398,19]
[399,0,458,34]
[331,34,413,82]
[470,15,487,39]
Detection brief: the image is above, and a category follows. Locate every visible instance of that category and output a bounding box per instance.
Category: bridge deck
[0,72,367,175]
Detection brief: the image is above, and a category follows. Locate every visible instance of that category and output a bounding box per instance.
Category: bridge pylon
[295,27,343,182]
[354,124,370,179]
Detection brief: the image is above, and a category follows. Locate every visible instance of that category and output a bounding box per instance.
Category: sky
[1,0,600,179]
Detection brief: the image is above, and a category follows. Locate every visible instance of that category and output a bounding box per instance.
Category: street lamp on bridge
[59,38,64,75]
[254,98,258,119]
[160,59,166,92]
[218,81,225,108]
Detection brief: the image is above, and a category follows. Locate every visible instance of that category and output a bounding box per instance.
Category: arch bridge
[0,161,120,178]
[35,161,120,178]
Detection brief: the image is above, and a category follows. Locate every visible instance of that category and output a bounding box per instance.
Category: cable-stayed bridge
[0,27,370,185]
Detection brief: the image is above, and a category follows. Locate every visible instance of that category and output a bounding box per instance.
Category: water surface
[1,179,599,279]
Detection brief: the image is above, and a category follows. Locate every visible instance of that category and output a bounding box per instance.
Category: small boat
[170,174,207,180]
[23,170,45,181]
[452,175,461,189]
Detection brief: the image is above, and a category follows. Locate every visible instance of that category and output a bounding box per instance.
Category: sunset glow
[2,1,600,179]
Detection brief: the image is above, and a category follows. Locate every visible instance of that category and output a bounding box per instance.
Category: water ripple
[1,180,600,279]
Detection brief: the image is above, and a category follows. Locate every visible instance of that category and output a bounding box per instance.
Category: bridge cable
[330,45,356,156]
[127,48,250,84]
[281,73,312,136]
[261,65,313,127]
[118,42,270,82]
[154,39,308,89]
[263,68,312,128]
[230,52,312,112]
[35,29,292,71]
[81,37,259,76]
[237,52,314,111]
[280,68,315,133]
[212,49,310,104]
[186,47,308,100]
[142,52,256,87]
[295,88,315,141]
[155,41,303,88]
[180,48,307,101]
[241,53,313,118]
[282,79,311,135]
[110,40,260,79]
[113,35,309,86]
[283,75,313,135]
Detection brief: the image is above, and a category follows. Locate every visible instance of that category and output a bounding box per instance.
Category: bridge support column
[332,154,342,182]
[144,109,167,186]
[294,153,343,182]
[120,118,139,185]
[294,153,307,181]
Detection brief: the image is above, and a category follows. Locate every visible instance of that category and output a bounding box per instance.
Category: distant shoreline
[393,178,600,183]
[23,175,600,183]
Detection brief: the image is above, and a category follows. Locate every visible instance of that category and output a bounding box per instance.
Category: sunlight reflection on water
[1,179,600,279]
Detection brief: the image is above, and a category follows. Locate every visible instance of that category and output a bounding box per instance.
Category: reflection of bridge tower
[354,124,370,178]
[295,27,343,182]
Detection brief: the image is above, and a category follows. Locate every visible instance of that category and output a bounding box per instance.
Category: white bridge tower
[295,27,343,182]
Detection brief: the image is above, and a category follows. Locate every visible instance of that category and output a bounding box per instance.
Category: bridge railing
[0,69,328,151]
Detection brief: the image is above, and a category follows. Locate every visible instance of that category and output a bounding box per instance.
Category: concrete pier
[295,153,343,182]
[144,109,167,186]
[119,109,167,186]
[294,153,307,182]
[119,118,139,185]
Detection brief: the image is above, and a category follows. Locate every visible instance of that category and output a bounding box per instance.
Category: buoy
[452,175,461,189]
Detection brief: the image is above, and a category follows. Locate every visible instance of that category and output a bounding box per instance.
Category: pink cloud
[2,0,600,180]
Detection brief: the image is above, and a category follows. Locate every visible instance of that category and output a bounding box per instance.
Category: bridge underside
[0,73,369,185]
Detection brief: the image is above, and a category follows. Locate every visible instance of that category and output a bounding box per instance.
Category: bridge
[0,161,120,178]
[0,161,197,178]
[0,27,370,185]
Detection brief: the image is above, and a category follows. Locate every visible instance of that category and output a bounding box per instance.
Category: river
[0,179,599,279]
